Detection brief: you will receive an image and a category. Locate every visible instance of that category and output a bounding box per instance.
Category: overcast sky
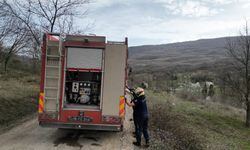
[82,0,250,46]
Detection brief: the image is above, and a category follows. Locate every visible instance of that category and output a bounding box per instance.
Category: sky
[82,0,250,46]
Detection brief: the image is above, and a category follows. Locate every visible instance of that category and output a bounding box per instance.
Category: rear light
[102,116,121,124]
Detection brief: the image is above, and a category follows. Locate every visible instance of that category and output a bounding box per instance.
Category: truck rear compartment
[39,33,127,131]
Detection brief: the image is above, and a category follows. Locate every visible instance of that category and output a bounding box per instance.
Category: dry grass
[146,90,250,150]
[0,70,39,129]
[147,91,205,150]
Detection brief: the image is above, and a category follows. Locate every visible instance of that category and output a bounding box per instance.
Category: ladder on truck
[44,34,63,113]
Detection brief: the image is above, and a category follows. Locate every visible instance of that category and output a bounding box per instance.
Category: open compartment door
[102,43,127,116]
[63,47,103,109]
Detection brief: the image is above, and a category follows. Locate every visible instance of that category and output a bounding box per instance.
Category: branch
[2,0,40,45]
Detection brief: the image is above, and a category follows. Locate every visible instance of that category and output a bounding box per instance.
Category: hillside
[128,37,236,73]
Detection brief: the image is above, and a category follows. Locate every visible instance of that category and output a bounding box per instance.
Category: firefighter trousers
[135,116,149,144]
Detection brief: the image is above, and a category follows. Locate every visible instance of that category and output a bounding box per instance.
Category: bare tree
[0,4,30,71]
[1,0,89,40]
[2,20,30,71]
[0,0,40,45]
[225,22,250,127]
[0,0,90,71]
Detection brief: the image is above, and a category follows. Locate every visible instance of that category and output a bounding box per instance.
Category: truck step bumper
[39,121,122,131]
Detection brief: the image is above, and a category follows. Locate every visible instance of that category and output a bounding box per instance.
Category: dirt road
[0,108,137,150]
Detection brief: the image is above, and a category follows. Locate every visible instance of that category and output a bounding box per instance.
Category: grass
[0,69,39,130]
[146,90,250,150]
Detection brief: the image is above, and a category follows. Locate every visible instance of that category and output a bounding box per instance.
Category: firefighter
[125,82,148,137]
[125,86,150,147]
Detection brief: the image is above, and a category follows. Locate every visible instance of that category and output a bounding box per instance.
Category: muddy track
[0,108,139,150]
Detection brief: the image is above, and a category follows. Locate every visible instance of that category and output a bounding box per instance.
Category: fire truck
[38,33,128,131]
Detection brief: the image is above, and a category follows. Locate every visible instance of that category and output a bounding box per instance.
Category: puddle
[54,132,83,148]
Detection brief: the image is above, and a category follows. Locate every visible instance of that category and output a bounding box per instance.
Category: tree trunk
[246,101,250,127]
[4,59,8,72]
[4,54,11,72]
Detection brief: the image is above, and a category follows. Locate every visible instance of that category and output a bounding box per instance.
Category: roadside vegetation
[0,59,39,132]
[129,69,250,149]
[146,90,250,150]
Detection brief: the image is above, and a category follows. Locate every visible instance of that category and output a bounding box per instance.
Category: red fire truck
[38,33,128,131]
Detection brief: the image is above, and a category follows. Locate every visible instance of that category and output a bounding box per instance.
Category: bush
[175,83,202,102]
[190,73,214,83]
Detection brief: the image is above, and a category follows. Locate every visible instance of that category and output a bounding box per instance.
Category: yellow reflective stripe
[38,93,44,113]
[119,96,125,117]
